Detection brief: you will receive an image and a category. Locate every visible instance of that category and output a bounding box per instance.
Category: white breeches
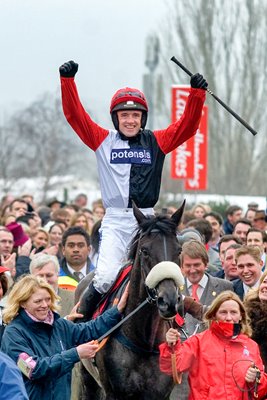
[93,207,153,294]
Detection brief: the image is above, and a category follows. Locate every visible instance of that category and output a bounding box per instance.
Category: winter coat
[159,321,267,400]
[1,307,121,400]
[245,297,267,368]
[0,351,29,399]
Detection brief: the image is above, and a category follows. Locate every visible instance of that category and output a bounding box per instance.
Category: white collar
[67,263,87,278]
[187,273,208,289]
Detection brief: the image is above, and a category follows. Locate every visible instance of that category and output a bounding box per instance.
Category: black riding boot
[77,282,103,322]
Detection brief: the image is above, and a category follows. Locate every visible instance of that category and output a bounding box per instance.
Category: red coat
[159,321,267,400]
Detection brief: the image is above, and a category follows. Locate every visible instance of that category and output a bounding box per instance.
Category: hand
[190,73,208,90]
[166,328,180,346]
[28,212,42,230]
[18,238,32,257]
[117,282,130,313]
[245,364,259,383]
[14,209,27,218]
[1,253,16,277]
[65,301,84,322]
[42,244,59,256]
[59,60,78,77]
[77,340,99,360]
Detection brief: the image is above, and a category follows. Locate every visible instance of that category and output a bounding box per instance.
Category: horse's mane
[128,214,178,260]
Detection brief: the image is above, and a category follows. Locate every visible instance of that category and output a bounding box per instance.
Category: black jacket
[60,257,94,282]
[233,279,244,300]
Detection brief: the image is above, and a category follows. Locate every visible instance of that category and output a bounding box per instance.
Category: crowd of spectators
[0,192,266,399]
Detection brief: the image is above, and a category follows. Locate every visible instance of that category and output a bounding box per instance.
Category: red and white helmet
[110,87,148,130]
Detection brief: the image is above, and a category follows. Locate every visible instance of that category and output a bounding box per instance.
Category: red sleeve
[154,88,206,154]
[60,77,109,151]
[159,342,177,375]
[159,337,197,375]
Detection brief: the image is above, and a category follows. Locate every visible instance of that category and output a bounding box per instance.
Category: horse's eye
[141,248,150,257]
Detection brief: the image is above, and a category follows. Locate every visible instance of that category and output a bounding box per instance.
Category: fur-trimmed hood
[245,296,267,367]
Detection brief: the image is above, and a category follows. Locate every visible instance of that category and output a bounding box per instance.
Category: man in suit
[180,240,233,336]
[59,226,95,290]
[214,243,242,280]
[29,253,75,317]
[233,245,263,300]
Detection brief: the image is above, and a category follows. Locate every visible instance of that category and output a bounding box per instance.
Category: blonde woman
[32,228,50,251]
[69,211,91,235]
[190,203,209,219]
[160,291,267,399]
[1,275,128,400]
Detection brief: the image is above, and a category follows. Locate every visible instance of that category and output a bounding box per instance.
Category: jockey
[59,60,207,319]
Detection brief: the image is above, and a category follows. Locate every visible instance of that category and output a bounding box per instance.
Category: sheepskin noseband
[145,261,184,289]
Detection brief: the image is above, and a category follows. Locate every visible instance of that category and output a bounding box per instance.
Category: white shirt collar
[187,273,208,289]
[67,263,87,279]
[243,276,261,295]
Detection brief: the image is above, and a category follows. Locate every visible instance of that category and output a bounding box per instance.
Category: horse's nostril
[157,297,168,310]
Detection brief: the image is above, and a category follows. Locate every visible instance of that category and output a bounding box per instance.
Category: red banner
[170,85,208,191]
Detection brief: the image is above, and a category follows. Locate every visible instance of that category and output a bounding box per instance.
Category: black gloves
[190,73,208,90]
[59,60,78,77]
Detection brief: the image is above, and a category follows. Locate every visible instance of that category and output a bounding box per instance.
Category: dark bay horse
[77,202,185,400]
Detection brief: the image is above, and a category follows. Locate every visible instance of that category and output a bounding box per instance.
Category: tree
[2,93,97,201]
[153,0,267,196]
[0,124,22,193]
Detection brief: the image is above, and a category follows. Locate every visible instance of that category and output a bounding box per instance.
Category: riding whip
[170,56,257,136]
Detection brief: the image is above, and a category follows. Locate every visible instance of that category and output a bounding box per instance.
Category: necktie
[191,283,200,302]
[73,271,83,282]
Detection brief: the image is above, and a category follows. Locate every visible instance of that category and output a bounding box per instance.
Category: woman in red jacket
[159,291,267,399]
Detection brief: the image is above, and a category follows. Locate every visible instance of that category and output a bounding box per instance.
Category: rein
[167,319,183,385]
[96,294,157,345]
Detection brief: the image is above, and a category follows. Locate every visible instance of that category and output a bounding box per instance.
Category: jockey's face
[117,110,142,137]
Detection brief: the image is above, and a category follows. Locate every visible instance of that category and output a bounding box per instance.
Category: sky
[0,0,167,126]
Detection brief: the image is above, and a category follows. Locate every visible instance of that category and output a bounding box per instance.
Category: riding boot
[76,282,103,322]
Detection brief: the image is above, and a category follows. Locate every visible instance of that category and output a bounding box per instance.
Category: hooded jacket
[245,296,267,369]
[159,321,267,400]
[1,307,121,400]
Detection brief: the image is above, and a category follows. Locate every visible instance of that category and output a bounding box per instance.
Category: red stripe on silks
[175,313,185,327]
[93,264,132,319]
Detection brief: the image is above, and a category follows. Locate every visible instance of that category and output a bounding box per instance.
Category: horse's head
[128,200,186,269]
[145,261,184,319]
[126,201,185,318]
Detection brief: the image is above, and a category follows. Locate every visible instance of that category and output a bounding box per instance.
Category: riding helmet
[110,87,148,130]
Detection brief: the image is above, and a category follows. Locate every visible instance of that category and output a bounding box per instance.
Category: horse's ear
[132,200,146,225]
[171,199,186,227]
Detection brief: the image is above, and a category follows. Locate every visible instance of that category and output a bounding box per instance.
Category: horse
[76,201,185,400]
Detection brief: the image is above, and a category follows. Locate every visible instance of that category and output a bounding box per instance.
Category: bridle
[137,229,170,301]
